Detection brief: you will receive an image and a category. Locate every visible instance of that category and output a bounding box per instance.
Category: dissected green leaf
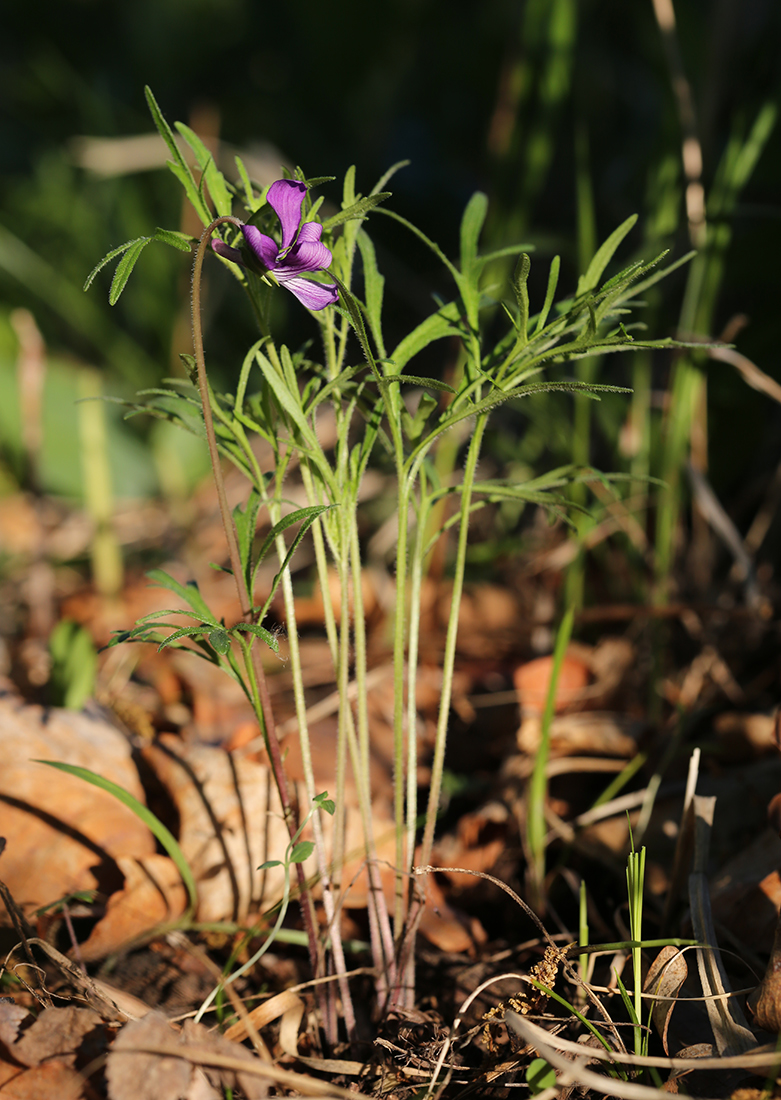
[356,229,385,355]
[145,86,211,224]
[208,628,232,655]
[235,155,262,213]
[158,625,214,650]
[402,391,438,441]
[534,255,561,334]
[577,214,638,295]
[460,191,488,276]
[512,252,532,345]
[233,488,264,589]
[175,122,233,217]
[109,237,152,305]
[153,227,195,252]
[146,569,217,622]
[371,160,410,195]
[321,192,391,231]
[385,374,456,393]
[83,237,147,292]
[233,622,280,653]
[253,505,335,618]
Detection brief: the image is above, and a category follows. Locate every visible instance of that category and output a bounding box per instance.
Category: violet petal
[281,234,333,276]
[266,180,307,251]
[280,276,339,310]
[241,225,279,270]
[296,221,325,244]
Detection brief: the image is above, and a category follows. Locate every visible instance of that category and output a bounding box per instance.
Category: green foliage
[526,1057,556,1094]
[86,87,705,1015]
[47,619,96,710]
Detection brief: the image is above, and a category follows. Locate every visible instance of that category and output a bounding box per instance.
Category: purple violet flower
[212,179,338,311]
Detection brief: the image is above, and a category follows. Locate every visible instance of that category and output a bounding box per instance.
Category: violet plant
[86,86,690,1033]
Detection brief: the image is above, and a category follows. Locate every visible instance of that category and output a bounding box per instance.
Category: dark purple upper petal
[212,239,243,264]
[279,275,339,310]
[266,179,307,251]
[241,224,280,270]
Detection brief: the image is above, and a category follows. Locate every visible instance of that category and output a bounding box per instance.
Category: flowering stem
[191,217,320,979]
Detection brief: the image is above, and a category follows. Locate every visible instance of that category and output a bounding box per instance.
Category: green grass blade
[35,761,197,913]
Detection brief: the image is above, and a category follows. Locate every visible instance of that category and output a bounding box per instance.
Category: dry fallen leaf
[106,1012,208,1100]
[0,1005,105,1100]
[78,855,189,961]
[517,711,640,758]
[0,1002,28,1049]
[513,651,591,715]
[0,689,154,920]
[710,828,781,953]
[140,734,290,923]
[107,1012,267,1100]
[644,945,688,1055]
[748,908,781,1032]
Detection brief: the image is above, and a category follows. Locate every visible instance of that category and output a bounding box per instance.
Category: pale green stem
[405,491,430,882]
[330,516,354,970]
[274,523,356,1042]
[348,503,397,991]
[262,314,357,1036]
[420,412,487,867]
[348,508,372,817]
[391,469,410,940]
[191,217,319,976]
[301,464,396,987]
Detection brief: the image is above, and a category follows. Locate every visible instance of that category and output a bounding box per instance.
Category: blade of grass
[35,761,197,914]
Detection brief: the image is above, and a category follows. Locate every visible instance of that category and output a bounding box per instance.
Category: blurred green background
[1,0,779,573]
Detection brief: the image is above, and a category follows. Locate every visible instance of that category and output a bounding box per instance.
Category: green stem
[191,217,320,979]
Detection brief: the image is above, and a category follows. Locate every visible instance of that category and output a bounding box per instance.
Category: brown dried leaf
[0,1059,94,1099]
[140,735,289,923]
[712,711,778,761]
[78,855,189,961]
[433,802,508,881]
[0,1005,105,1100]
[180,1019,268,1099]
[644,945,688,1055]
[0,1001,29,1049]
[517,711,640,758]
[9,1006,103,1069]
[106,1013,215,1100]
[415,868,487,954]
[107,1012,268,1100]
[710,828,781,953]
[513,652,591,715]
[0,690,154,920]
[748,910,781,1032]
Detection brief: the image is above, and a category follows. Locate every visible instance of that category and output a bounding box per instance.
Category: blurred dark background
[1,0,780,512]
